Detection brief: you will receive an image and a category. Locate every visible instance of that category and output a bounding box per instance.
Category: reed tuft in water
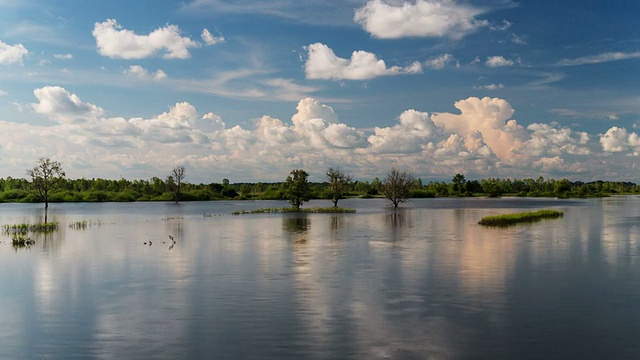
[11,233,35,247]
[2,222,58,233]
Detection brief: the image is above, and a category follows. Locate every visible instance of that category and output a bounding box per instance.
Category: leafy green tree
[284,169,311,210]
[382,168,415,208]
[451,173,466,196]
[370,177,382,194]
[220,187,238,198]
[326,167,352,207]
[481,178,503,197]
[554,178,571,196]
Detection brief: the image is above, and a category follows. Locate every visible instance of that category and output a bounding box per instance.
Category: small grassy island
[232,207,356,215]
[478,209,564,227]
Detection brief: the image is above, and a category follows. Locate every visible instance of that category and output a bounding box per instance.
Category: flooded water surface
[1,197,640,359]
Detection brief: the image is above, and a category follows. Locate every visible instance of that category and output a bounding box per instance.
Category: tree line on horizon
[2,158,639,207]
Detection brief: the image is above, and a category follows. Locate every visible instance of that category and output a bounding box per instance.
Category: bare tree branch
[382,168,414,208]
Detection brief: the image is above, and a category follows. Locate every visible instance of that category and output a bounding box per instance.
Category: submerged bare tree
[326,167,352,207]
[382,168,414,208]
[27,157,65,222]
[167,165,186,203]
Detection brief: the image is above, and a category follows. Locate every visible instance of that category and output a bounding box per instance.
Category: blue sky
[0,0,639,183]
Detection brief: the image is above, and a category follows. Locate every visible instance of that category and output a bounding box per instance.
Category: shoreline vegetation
[478,210,564,226]
[0,174,638,205]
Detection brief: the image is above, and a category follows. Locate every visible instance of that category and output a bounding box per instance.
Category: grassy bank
[478,209,564,226]
[232,207,356,215]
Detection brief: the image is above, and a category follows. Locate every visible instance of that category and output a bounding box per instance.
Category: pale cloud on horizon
[0,85,636,182]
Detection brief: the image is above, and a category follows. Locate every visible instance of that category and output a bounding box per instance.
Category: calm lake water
[1,197,640,359]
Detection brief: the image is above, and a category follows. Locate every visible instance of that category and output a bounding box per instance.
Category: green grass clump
[2,222,58,233]
[232,207,356,215]
[68,219,107,230]
[68,220,89,230]
[479,209,564,226]
[11,233,35,247]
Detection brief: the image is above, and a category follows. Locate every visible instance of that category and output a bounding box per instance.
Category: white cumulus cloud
[426,53,454,70]
[0,40,28,64]
[368,109,441,154]
[305,43,422,80]
[354,0,489,39]
[485,56,514,67]
[92,19,199,59]
[201,28,225,45]
[292,97,339,124]
[254,116,297,146]
[520,122,591,156]
[600,127,640,154]
[125,65,168,80]
[431,97,528,159]
[532,156,565,172]
[6,86,638,182]
[31,86,105,123]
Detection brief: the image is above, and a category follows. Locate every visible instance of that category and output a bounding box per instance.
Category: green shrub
[0,189,27,201]
[409,189,436,198]
[259,189,283,200]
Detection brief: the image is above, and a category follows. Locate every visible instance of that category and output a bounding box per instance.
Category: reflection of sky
[1,199,640,358]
